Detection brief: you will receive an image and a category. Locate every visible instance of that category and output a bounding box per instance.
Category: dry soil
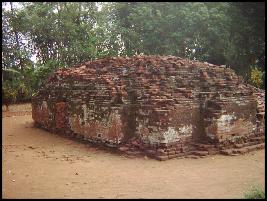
[2,104,265,199]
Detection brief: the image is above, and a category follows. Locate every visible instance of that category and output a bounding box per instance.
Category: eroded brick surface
[31,55,265,160]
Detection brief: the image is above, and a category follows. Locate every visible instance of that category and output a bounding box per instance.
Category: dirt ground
[2,104,265,199]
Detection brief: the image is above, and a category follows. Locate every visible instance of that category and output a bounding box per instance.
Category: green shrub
[244,185,265,199]
[250,66,264,88]
[2,81,18,110]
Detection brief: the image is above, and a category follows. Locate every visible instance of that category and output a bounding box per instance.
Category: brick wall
[32,55,265,159]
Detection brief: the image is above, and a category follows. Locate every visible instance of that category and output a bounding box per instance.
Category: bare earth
[2,104,265,199]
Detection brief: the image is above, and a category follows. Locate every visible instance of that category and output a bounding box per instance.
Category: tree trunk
[10,2,23,71]
[6,104,9,112]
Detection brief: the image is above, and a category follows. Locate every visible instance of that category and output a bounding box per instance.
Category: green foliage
[33,59,62,87]
[249,67,264,88]
[244,185,265,199]
[2,81,18,106]
[2,68,32,103]
[110,2,265,76]
[19,2,99,66]
[1,2,265,105]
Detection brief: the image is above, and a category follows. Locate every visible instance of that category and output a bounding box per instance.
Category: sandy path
[2,113,265,198]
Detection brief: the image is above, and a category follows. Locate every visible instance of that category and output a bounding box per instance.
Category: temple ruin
[32,55,265,160]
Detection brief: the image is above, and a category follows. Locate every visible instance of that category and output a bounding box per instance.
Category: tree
[110,2,265,86]
[2,1,265,103]
[18,2,100,67]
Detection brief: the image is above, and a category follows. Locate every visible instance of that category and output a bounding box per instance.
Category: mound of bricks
[32,55,265,160]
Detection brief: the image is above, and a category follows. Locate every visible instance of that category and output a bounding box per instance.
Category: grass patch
[244,185,265,199]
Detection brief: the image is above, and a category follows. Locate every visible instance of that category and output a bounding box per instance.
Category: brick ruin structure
[32,55,265,160]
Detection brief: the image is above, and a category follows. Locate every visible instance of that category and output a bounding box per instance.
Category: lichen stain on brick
[178,125,193,136]
[162,127,179,143]
[32,55,265,160]
[69,111,123,143]
[217,114,236,133]
[106,112,124,143]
